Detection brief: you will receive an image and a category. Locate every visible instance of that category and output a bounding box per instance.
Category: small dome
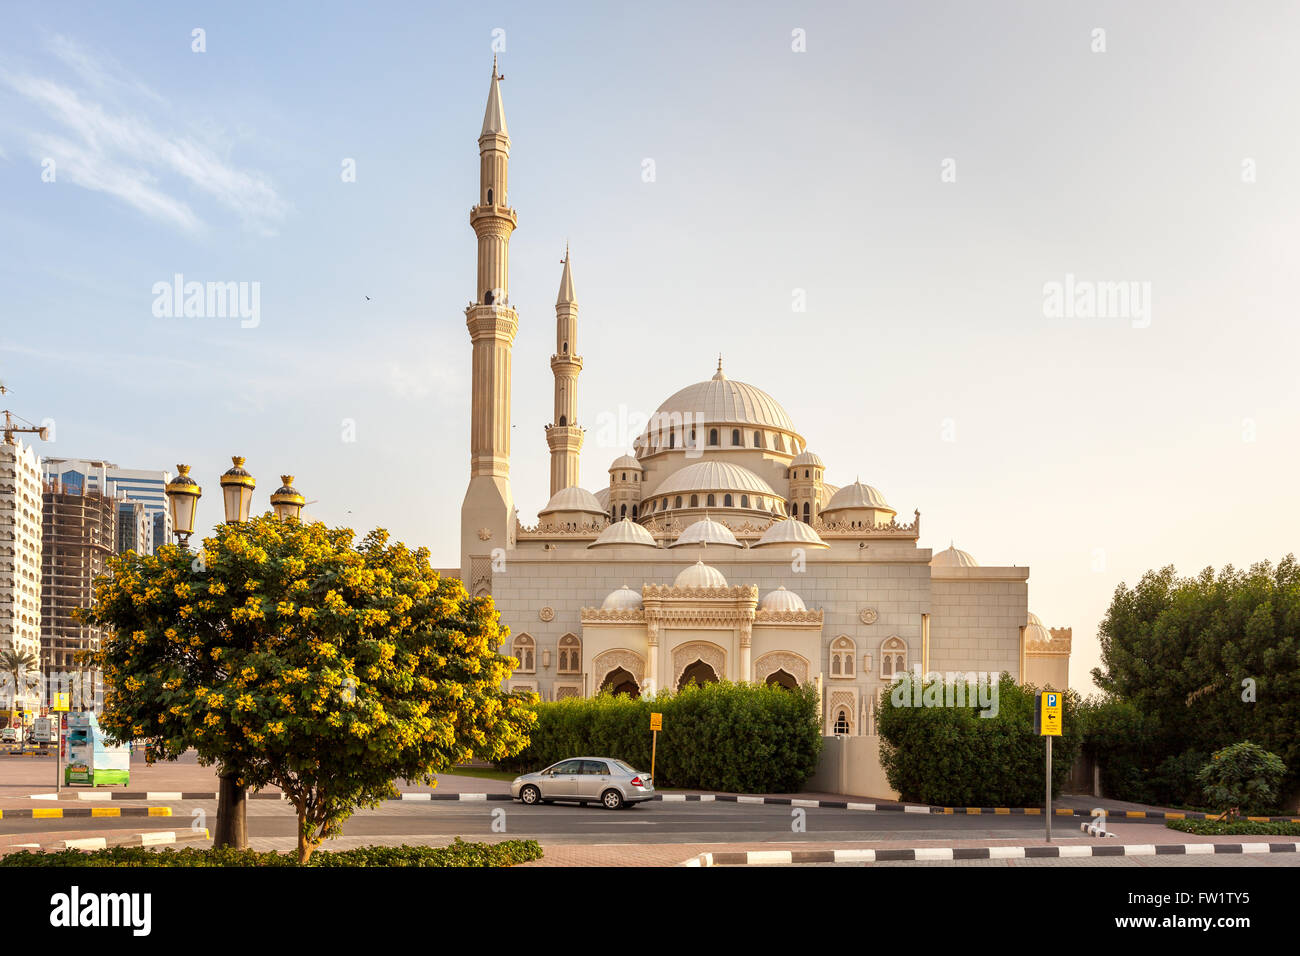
[822,480,894,514]
[759,585,806,612]
[1025,612,1052,643]
[539,486,605,517]
[674,560,727,589]
[609,454,642,471]
[602,585,644,610]
[650,461,778,498]
[753,518,829,549]
[791,450,823,468]
[931,543,979,568]
[589,519,658,548]
[670,517,742,548]
[593,487,610,509]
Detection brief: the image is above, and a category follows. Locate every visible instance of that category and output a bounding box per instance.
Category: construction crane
[0,382,50,446]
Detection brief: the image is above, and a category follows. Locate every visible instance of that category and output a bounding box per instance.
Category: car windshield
[610,759,637,775]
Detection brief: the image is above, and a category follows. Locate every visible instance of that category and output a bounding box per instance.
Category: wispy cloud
[1,36,287,235]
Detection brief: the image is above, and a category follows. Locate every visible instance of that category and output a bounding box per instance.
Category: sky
[2,1,1298,693]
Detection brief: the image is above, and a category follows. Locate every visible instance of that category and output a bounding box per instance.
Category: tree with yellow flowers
[80,515,536,863]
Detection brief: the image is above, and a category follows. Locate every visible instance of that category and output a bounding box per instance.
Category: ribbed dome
[593,487,610,509]
[602,585,644,610]
[589,519,658,548]
[637,365,798,446]
[791,450,823,468]
[674,561,727,589]
[539,486,605,517]
[609,454,642,471]
[759,585,806,612]
[650,461,778,498]
[753,518,829,549]
[670,517,742,548]
[1025,613,1052,643]
[931,544,979,568]
[822,480,894,514]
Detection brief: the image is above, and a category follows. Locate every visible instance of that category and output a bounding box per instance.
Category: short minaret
[545,245,584,496]
[461,56,519,590]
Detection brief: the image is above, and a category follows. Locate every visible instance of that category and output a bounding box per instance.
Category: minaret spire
[461,55,519,590]
[547,245,584,496]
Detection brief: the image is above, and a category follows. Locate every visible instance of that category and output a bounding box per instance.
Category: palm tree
[0,647,40,721]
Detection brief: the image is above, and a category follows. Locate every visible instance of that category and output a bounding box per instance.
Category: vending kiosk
[63,712,131,787]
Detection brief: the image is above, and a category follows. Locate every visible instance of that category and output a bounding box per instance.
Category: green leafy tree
[81,515,536,862]
[1092,556,1300,803]
[1197,741,1287,817]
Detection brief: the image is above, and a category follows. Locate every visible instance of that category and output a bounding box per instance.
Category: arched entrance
[677,659,718,691]
[765,669,798,690]
[600,667,640,698]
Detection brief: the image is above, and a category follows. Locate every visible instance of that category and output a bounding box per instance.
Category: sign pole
[56,715,62,796]
[1045,734,1052,843]
[651,729,657,781]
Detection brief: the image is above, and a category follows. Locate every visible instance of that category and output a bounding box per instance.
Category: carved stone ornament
[753,651,809,686]
[477,527,493,541]
[859,607,878,625]
[538,606,555,622]
[592,648,647,684]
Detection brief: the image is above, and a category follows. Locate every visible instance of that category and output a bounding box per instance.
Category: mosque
[455,60,1070,743]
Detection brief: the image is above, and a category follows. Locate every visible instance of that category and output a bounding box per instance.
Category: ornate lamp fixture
[164,464,202,548]
[219,456,256,524]
[270,475,306,522]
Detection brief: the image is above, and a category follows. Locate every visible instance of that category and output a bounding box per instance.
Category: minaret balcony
[549,353,584,373]
[469,204,518,229]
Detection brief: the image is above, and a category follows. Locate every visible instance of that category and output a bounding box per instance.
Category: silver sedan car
[511,757,655,810]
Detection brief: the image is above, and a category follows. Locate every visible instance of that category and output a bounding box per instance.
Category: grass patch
[1165,819,1300,837]
[0,838,543,867]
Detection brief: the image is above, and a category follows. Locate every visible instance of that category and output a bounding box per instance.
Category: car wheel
[519,785,541,806]
[602,789,624,810]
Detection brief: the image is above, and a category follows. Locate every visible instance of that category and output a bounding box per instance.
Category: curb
[9,829,211,853]
[24,789,1300,823]
[684,841,1300,866]
[0,806,172,819]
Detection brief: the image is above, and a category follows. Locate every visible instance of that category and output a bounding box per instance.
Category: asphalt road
[0,799,1171,844]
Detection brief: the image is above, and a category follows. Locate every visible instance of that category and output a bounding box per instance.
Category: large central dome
[635,362,800,452]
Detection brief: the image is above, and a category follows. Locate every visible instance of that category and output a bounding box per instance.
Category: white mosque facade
[455,62,1071,752]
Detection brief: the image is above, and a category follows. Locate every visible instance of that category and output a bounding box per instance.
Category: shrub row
[877,674,1083,806]
[1165,819,1300,837]
[495,681,823,793]
[0,838,543,868]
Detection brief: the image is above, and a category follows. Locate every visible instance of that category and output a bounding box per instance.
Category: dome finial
[712,355,726,381]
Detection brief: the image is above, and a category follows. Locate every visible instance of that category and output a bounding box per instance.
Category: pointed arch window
[723,494,733,507]
[690,494,699,508]
[731,429,741,446]
[708,428,719,446]
[512,634,535,673]
[831,636,856,678]
[558,634,581,674]
[740,495,749,508]
[803,502,810,523]
[880,637,907,680]
[487,187,493,204]
[707,494,716,507]
[631,504,638,518]
[675,496,682,509]
[833,709,851,736]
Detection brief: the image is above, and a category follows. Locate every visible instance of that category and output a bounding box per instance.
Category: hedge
[0,839,543,868]
[495,681,822,793]
[877,673,1082,806]
[1165,819,1300,837]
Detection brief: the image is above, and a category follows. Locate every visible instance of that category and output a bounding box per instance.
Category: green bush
[1076,696,1208,807]
[495,681,822,793]
[1166,818,1300,837]
[877,674,1082,806]
[0,838,542,868]
[1196,741,1287,817]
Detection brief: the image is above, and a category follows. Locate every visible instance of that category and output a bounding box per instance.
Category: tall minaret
[546,246,584,495]
[461,57,518,591]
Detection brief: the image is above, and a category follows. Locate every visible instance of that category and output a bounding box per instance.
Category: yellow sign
[52,693,70,712]
[1040,692,1062,737]
[649,712,663,732]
